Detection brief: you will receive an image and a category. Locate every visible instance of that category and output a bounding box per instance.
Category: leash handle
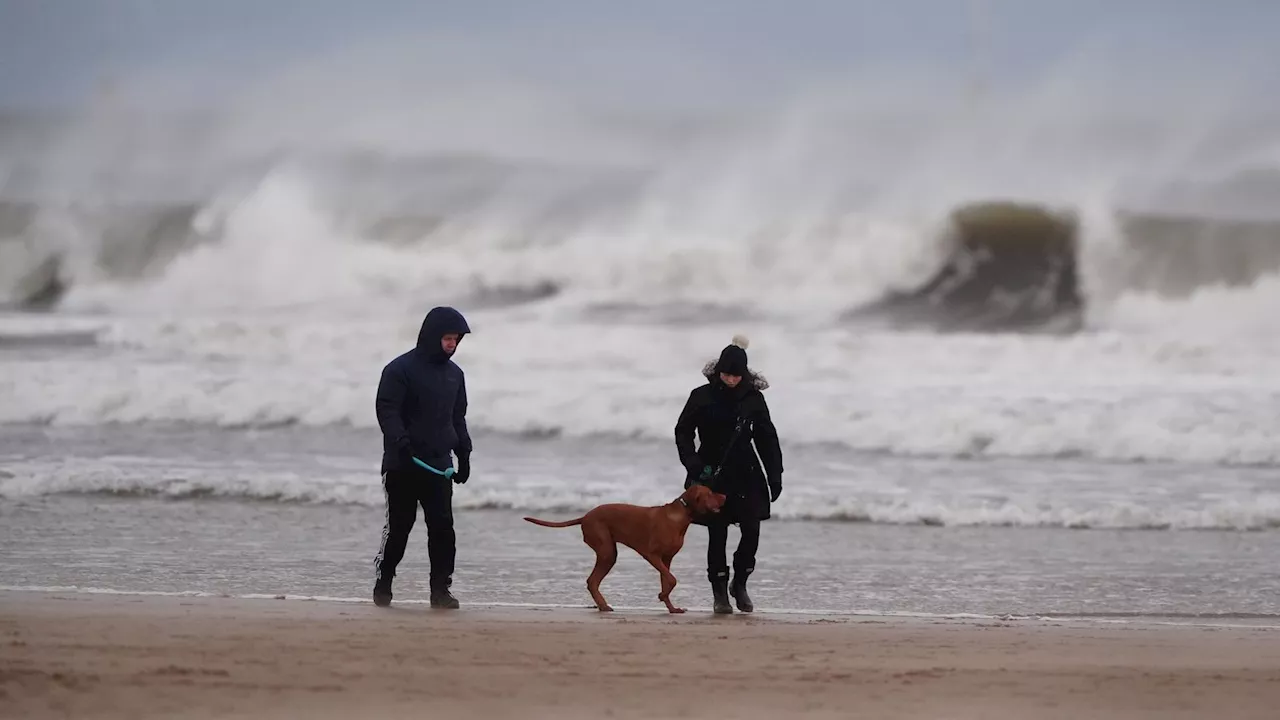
[412,456,456,480]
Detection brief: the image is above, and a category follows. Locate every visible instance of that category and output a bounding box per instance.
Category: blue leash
[412,457,456,480]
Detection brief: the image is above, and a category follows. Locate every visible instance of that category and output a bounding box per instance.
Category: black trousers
[706,519,760,582]
[373,469,455,588]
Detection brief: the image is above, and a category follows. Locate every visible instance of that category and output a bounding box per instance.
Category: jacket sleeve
[454,370,473,455]
[752,395,784,483]
[674,389,702,474]
[375,361,410,450]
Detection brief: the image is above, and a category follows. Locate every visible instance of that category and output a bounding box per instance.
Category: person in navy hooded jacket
[372,306,473,608]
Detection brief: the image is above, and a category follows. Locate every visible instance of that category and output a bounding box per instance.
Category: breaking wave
[3,101,1280,334]
[4,166,1280,332]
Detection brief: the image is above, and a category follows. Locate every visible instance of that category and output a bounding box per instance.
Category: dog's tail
[523,516,584,529]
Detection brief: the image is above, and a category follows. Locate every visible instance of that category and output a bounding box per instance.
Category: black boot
[709,568,733,614]
[730,567,754,613]
[373,577,393,608]
[429,579,459,609]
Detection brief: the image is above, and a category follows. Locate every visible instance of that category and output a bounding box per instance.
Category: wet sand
[2,591,1279,719]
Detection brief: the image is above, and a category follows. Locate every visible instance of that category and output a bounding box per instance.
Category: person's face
[719,372,742,388]
[441,333,462,355]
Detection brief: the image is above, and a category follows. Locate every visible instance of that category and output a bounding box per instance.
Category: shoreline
[4,591,1280,719]
[6,586,1280,630]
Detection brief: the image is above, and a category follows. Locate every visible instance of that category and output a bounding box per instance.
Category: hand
[397,438,416,468]
[453,453,471,485]
[768,475,782,502]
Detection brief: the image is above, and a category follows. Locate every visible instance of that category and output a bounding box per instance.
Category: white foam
[3,451,1277,531]
[4,313,1280,466]
[59,169,454,313]
[1100,273,1280,340]
[56,168,943,322]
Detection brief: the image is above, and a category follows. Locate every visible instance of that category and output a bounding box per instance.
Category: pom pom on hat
[731,334,749,350]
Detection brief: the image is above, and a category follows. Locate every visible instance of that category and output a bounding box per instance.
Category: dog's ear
[711,490,727,511]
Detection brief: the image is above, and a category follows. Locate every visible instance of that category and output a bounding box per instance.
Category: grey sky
[3,0,1277,111]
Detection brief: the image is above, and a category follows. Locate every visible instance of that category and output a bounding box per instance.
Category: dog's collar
[678,498,690,509]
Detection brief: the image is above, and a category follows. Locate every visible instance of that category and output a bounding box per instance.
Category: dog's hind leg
[582,523,618,612]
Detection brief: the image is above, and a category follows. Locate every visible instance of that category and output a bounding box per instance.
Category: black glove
[453,453,471,485]
[768,474,782,502]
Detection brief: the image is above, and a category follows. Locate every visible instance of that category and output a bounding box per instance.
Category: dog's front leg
[643,553,684,614]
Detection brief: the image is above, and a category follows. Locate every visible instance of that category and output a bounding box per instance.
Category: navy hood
[416,306,471,363]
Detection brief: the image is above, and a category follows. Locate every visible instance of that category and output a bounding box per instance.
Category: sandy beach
[2,591,1278,719]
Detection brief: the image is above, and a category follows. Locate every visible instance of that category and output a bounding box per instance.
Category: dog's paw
[668,606,686,614]
[597,604,614,612]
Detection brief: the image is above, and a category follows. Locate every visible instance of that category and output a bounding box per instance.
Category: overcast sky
[2,0,1277,112]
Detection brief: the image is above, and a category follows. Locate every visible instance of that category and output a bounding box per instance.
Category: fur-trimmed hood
[701,360,770,391]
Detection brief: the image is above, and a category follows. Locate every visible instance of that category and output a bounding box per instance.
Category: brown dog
[523,484,727,613]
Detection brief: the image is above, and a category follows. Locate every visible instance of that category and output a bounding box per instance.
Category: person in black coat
[674,335,783,614]
[372,306,474,609]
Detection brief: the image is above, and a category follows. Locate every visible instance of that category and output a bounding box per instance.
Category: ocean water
[2,402,1279,618]
[5,174,1280,619]
[4,14,1280,619]
[0,424,1277,618]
